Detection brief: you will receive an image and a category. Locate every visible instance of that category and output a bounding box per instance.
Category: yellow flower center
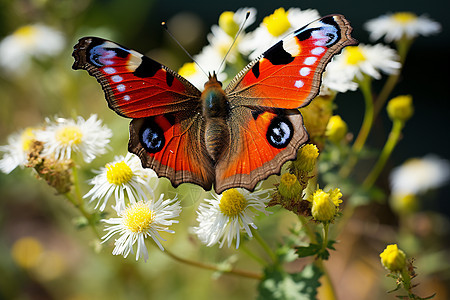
[106,161,133,185]
[14,25,38,46]
[219,189,247,217]
[263,8,291,37]
[178,62,197,78]
[219,11,240,37]
[122,202,154,233]
[393,12,417,24]
[345,46,366,65]
[56,126,82,145]
[21,127,35,152]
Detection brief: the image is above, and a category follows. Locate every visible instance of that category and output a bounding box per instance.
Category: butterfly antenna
[161,21,208,78]
[217,11,251,72]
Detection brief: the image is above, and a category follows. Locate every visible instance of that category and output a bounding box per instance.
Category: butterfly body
[72,15,357,193]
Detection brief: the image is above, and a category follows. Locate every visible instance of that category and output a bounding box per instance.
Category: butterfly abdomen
[201,74,230,162]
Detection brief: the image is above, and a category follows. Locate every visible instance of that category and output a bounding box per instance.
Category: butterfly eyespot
[266,116,294,149]
[139,119,165,153]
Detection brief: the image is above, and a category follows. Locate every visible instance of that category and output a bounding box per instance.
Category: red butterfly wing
[215,108,308,194]
[225,15,357,109]
[215,15,356,193]
[72,37,214,189]
[72,37,201,118]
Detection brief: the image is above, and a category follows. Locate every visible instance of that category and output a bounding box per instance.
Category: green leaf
[257,264,323,300]
[296,244,321,258]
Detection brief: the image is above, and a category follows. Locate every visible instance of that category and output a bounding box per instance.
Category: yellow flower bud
[308,189,339,222]
[390,193,419,214]
[293,144,319,173]
[380,244,406,272]
[387,95,414,122]
[278,173,302,200]
[325,115,348,144]
[219,11,240,37]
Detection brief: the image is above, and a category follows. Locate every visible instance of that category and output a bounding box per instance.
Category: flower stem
[252,228,278,264]
[316,259,338,300]
[363,120,404,188]
[162,248,262,280]
[240,243,268,266]
[64,192,101,239]
[298,215,316,243]
[339,76,374,178]
[373,37,413,119]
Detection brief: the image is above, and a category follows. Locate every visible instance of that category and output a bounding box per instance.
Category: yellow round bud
[293,144,319,173]
[309,189,338,222]
[387,95,414,122]
[278,173,302,199]
[390,193,419,214]
[325,115,348,144]
[380,244,406,272]
[219,11,239,37]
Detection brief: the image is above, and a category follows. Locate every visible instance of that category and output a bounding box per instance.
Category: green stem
[322,223,329,250]
[162,248,262,280]
[339,76,374,178]
[363,120,404,188]
[373,37,413,119]
[316,259,338,300]
[64,192,101,239]
[239,243,268,266]
[252,228,278,264]
[298,215,316,243]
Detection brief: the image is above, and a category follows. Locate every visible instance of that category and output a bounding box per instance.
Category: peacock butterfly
[72,15,357,194]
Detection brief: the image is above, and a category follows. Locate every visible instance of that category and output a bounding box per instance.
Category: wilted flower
[365,12,441,42]
[193,188,270,248]
[102,195,181,261]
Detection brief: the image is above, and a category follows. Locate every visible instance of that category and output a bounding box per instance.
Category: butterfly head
[205,72,223,88]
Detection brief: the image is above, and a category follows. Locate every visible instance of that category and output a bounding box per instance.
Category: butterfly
[72,14,357,194]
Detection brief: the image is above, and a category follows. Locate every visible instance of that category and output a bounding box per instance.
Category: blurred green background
[0,0,449,299]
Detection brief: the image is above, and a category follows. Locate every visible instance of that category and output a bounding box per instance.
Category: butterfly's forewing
[72,37,214,189]
[216,15,356,193]
[72,37,201,118]
[225,15,357,109]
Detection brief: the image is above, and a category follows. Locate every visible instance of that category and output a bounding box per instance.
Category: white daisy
[365,12,441,43]
[0,24,65,74]
[328,44,401,81]
[0,127,37,174]
[320,66,358,95]
[390,155,450,195]
[84,152,158,211]
[102,195,181,261]
[36,115,112,164]
[192,188,271,249]
[240,7,320,60]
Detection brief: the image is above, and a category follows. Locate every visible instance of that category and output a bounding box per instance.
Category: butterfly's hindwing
[129,112,215,190]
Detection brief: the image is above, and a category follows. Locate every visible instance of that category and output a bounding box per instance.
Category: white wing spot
[300,67,311,76]
[304,57,317,65]
[117,84,126,92]
[311,47,325,55]
[112,75,123,82]
[295,80,304,88]
[123,95,130,101]
[103,67,116,74]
